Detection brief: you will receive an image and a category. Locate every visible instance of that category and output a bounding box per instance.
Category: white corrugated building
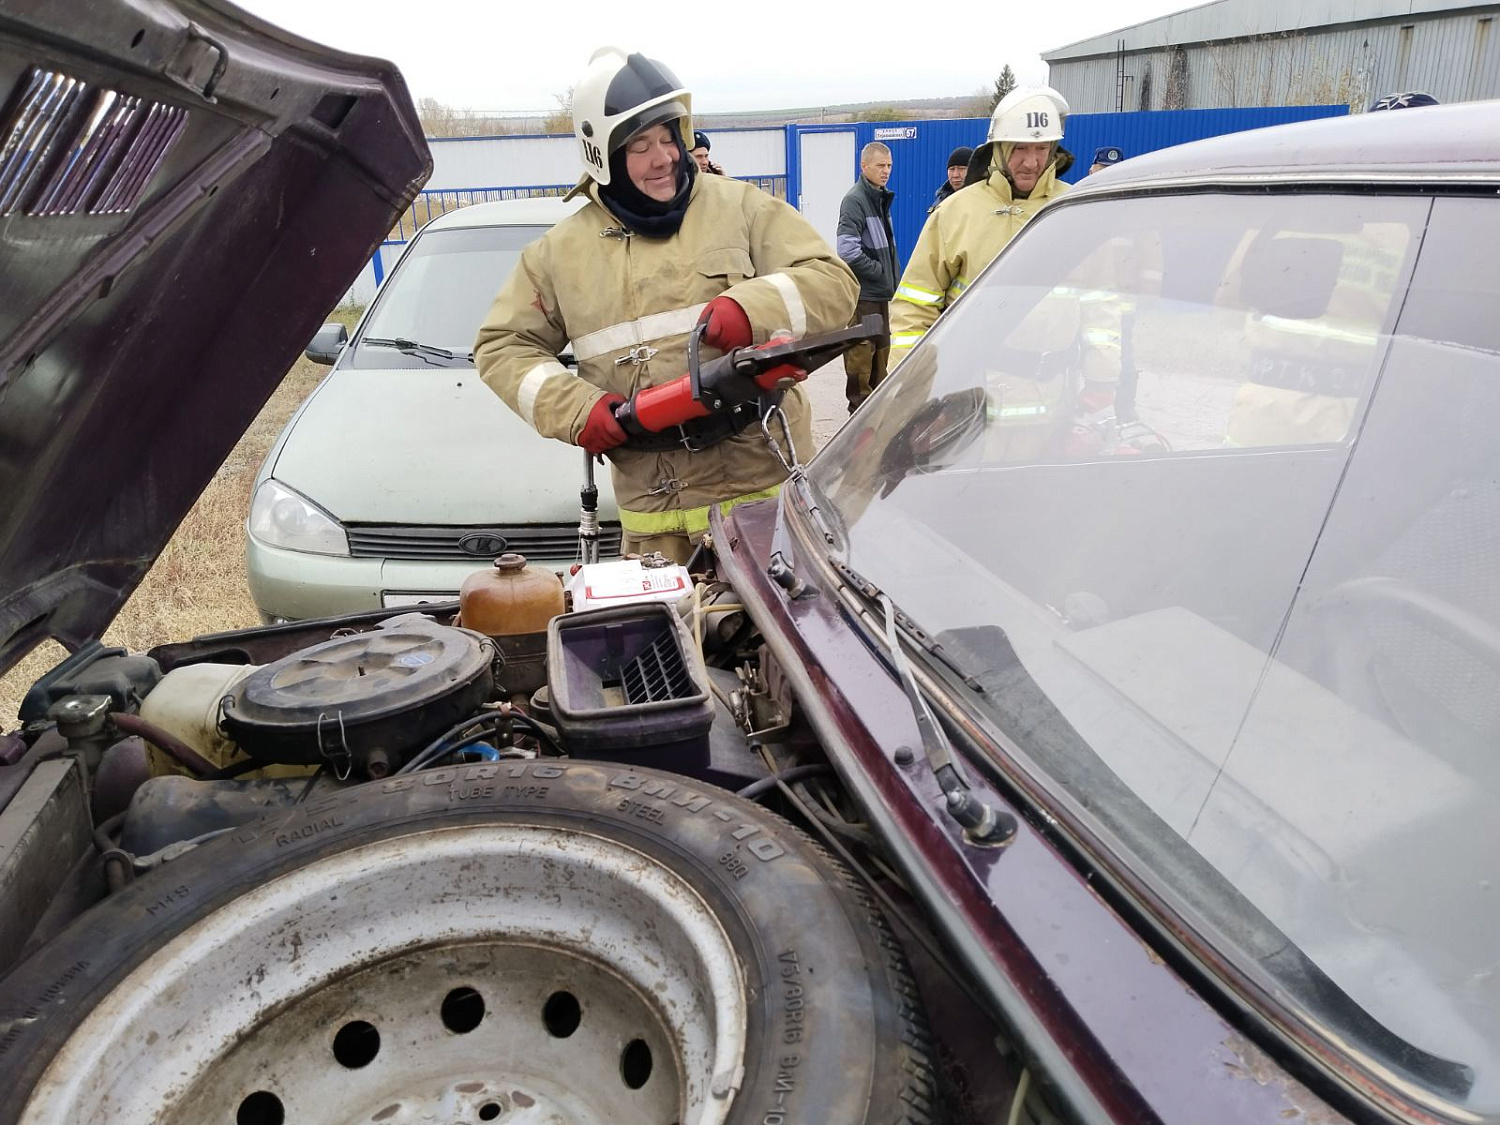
[1044,0,1500,112]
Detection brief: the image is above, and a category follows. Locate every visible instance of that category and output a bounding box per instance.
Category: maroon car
[2,4,1498,1122]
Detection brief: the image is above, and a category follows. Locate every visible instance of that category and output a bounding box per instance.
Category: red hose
[108,712,215,777]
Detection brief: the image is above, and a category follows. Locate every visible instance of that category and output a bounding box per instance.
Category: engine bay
[4,554,785,903]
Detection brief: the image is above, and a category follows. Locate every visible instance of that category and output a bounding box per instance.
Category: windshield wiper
[876,590,1016,846]
[825,555,1013,844]
[830,557,985,693]
[360,336,471,363]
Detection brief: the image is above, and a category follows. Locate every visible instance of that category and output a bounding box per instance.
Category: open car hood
[0,0,431,675]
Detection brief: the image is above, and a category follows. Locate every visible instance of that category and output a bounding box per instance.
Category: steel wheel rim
[21,825,748,1125]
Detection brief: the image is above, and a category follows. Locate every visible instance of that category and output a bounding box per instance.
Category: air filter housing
[221,615,494,773]
[547,603,713,767]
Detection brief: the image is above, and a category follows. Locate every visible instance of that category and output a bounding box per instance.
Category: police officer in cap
[1370,91,1439,111]
[1087,145,1125,175]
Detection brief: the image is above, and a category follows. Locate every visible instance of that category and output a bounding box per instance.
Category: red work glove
[579,392,627,455]
[699,295,752,352]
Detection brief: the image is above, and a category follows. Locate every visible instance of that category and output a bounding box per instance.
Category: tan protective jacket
[474,174,857,539]
[889,153,1068,363]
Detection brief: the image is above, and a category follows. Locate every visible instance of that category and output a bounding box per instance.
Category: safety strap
[619,485,784,537]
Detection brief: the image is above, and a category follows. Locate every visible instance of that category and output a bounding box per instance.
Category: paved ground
[804,356,852,450]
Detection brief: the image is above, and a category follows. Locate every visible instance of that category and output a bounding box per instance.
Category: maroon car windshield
[813,190,1500,1118]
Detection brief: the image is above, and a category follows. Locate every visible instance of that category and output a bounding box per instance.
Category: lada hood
[0,0,431,675]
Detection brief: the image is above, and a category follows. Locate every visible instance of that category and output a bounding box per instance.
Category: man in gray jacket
[835,142,898,413]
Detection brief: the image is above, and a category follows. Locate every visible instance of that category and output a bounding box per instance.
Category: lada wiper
[787,470,846,553]
[876,591,1016,845]
[829,557,983,692]
[361,336,471,363]
[825,556,1014,845]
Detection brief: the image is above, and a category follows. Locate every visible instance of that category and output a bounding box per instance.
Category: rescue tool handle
[695,314,886,404]
[610,315,885,448]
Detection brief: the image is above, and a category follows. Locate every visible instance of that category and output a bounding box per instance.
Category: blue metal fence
[1048,105,1349,184]
[851,105,1349,272]
[391,184,573,242]
[361,107,1350,292]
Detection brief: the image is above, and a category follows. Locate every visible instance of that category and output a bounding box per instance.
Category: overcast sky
[237,0,1193,114]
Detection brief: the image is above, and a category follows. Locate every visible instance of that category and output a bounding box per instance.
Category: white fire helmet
[572,47,692,187]
[987,86,1069,144]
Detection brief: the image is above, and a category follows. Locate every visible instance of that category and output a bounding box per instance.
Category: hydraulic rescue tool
[576,315,884,561]
[609,315,885,452]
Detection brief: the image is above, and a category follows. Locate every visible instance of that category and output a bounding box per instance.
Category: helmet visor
[612,99,688,154]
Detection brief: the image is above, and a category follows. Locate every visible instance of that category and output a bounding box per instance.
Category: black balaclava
[600,123,695,238]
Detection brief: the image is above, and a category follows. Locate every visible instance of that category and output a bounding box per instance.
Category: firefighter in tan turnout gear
[889,87,1071,364]
[475,48,858,562]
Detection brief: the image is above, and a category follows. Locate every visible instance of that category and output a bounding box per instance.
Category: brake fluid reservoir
[459,553,565,636]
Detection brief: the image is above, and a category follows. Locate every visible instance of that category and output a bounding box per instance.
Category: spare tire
[0,761,938,1125]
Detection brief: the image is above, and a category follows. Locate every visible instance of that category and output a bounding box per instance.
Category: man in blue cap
[1088,146,1125,175]
[1370,91,1439,111]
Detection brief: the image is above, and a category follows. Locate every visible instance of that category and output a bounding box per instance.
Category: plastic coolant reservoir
[567,556,693,613]
[459,552,566,636]
[138,662,310,779]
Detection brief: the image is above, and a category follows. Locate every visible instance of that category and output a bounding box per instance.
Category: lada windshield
[352,224,549,365]
[811,190,1500,1117]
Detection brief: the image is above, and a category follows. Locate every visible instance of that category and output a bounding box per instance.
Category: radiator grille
[347,523,622,562]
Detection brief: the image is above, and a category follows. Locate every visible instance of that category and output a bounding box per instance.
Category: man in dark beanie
[929,145,973,212]
[690,129,724,175]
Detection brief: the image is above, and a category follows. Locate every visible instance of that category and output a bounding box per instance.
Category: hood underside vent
[0,67,187,217]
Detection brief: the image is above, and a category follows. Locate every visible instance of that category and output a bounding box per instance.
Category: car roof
[424,196,587,232]
[1073,100,1500,194]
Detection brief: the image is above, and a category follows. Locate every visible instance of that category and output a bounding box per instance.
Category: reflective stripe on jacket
[889,155,1068,363]
[474,174,858,524]
[618,484,783,537]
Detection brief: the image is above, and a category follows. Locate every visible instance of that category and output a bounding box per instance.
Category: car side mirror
[305,322,349,365]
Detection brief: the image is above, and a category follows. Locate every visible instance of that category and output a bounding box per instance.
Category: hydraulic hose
[736,763,834,800]
[109,712,215,777]
[93,810,131,894]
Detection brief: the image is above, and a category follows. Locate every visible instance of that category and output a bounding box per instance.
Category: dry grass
[0,307,364,729]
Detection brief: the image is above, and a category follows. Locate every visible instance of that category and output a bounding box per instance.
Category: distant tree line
[417,69,1023,139]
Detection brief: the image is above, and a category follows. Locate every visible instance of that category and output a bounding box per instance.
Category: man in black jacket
[835,142,898,413]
